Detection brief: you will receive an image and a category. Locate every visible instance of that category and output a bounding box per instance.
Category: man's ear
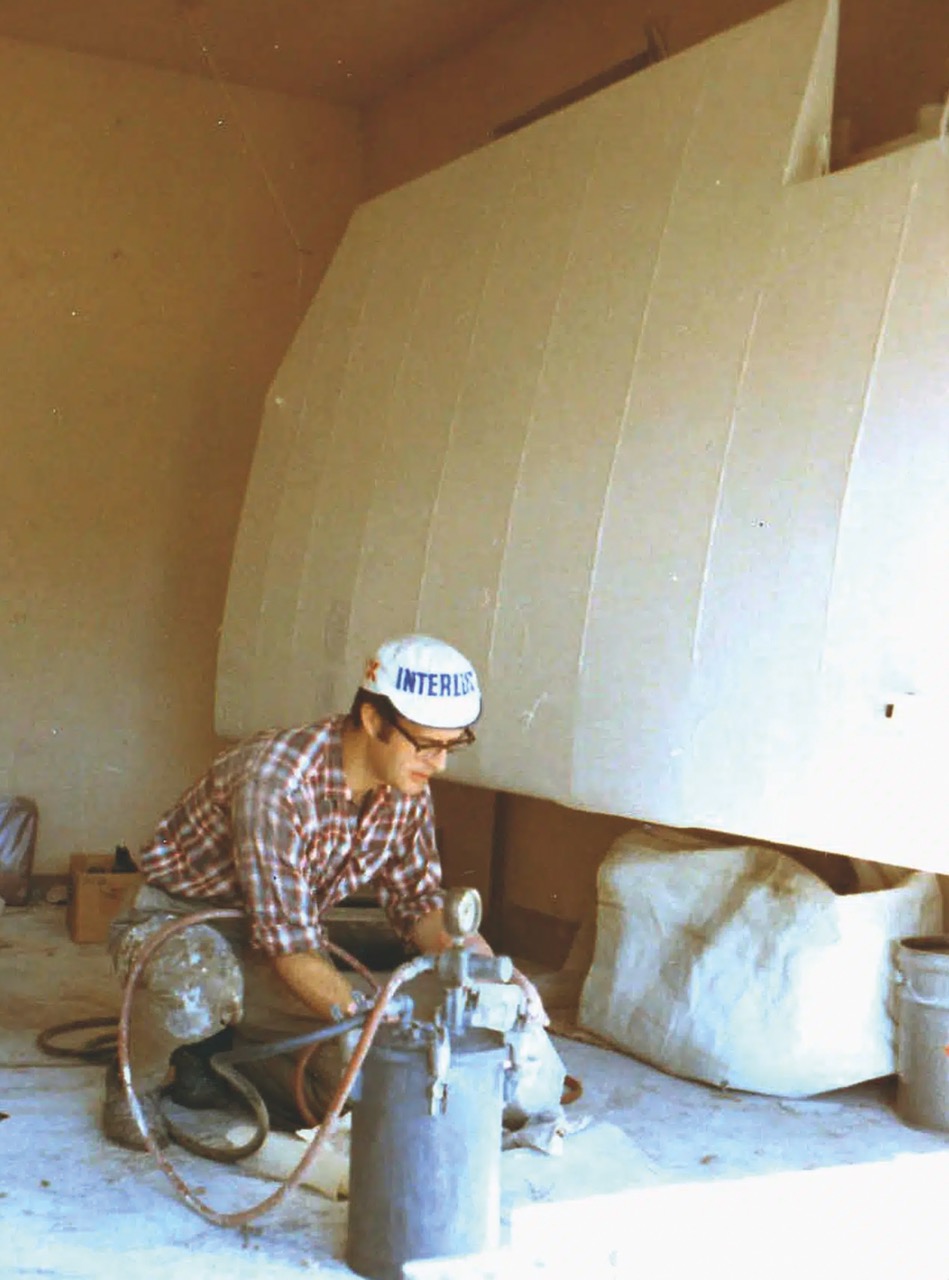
[360,701,384,739]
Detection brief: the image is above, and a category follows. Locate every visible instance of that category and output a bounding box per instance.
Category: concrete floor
[2,903,948,1280]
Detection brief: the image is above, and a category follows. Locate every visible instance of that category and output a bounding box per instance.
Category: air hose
[37,935,379,1067]
[37,917,417,1206]
[40,912,581,1225]
[36,1013,332,1162]
[114,907,435,1227]
[37,1017,122,1065]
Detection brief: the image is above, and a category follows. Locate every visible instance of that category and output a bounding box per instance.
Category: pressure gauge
[444,887,482,938]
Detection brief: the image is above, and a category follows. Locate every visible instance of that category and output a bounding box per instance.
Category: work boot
[166,1040,233,1111]
[102,1060,170,1151]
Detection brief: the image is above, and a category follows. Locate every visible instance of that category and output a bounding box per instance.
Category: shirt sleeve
[231,776,323,957]
[374,791,445,944]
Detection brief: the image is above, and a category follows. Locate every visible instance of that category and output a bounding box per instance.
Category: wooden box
[66,853,143,944]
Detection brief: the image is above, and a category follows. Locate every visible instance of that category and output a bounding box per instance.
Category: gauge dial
[443,887,482,937]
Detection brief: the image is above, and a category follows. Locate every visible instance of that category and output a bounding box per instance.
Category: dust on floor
[2,904,948,1280]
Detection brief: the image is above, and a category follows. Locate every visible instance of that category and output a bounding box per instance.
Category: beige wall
[0,37,361,872]
[363,0,949,949]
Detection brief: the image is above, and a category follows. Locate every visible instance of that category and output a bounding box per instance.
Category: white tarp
[578,831,944,1096]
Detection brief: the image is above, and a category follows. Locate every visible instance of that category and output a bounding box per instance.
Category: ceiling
[0,0,541,105]
[0,0,944,152]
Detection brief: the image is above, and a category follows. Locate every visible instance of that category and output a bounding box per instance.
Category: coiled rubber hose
[42,915,581,1223]
[114,907,434,1227]
[37,934,384,1163]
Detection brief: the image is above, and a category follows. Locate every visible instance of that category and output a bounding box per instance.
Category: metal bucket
[895,935,949,1133]
[346,1024,507,1280]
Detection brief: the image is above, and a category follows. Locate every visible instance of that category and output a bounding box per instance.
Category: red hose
[510,967,550,1027]
[292,941,381,1127]
[294,1040,328,1129]
[116,907,432,1228]
[324,939,380,991]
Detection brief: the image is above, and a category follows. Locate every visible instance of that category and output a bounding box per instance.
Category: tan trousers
[109,884,347,1127]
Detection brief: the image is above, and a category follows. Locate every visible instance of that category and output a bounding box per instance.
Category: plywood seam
[689,165,799,674]
[816,171,921,684]
[415,176,513,634]
[345,261,428,649]
[286,228,381,694]
[574,49,711,742]
[486,131,605,678]
[287,252,376,679]
[690,278,769,671]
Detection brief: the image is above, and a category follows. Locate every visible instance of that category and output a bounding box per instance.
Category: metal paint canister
[895,934,949,1133]
[346,1022,507,1280]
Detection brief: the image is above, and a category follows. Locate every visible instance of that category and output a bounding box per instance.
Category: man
[104,634,548,1149]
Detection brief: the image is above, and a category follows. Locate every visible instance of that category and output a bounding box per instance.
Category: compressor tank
[346,1022,507,1280]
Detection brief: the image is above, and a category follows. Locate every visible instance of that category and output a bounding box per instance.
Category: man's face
[364,708,472,796]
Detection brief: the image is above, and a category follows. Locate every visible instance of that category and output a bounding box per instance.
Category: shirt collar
[322,715,352,799]
[323,713,393,811]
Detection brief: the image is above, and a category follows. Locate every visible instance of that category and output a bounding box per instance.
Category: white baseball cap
[361,634,481,729]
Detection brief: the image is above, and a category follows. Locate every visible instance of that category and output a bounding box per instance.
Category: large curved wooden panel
[218,0,949,873]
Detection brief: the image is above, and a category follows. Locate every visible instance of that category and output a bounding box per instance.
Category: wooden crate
[66,853,143,945]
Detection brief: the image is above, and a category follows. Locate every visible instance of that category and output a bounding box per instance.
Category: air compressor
[346,887,525,1280]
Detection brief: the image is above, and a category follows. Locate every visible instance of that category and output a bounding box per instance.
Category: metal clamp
[426,1022,451,1116]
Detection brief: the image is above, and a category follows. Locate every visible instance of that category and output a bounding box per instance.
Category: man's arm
[272,910,484,1023]
[270,951,358,1020]
[272,912,548,1025]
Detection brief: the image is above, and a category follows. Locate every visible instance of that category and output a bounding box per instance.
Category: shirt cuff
[249,916,324,958]
[386,890,445,943]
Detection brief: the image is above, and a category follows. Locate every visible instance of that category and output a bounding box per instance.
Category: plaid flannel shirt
[137,715,444,956]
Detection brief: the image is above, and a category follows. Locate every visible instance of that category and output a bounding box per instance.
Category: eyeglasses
[390,718,476,758]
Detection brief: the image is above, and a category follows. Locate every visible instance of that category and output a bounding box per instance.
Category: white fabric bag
[579,831,943,1097]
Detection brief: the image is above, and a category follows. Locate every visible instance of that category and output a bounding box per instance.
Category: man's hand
[271,950,357,1021]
